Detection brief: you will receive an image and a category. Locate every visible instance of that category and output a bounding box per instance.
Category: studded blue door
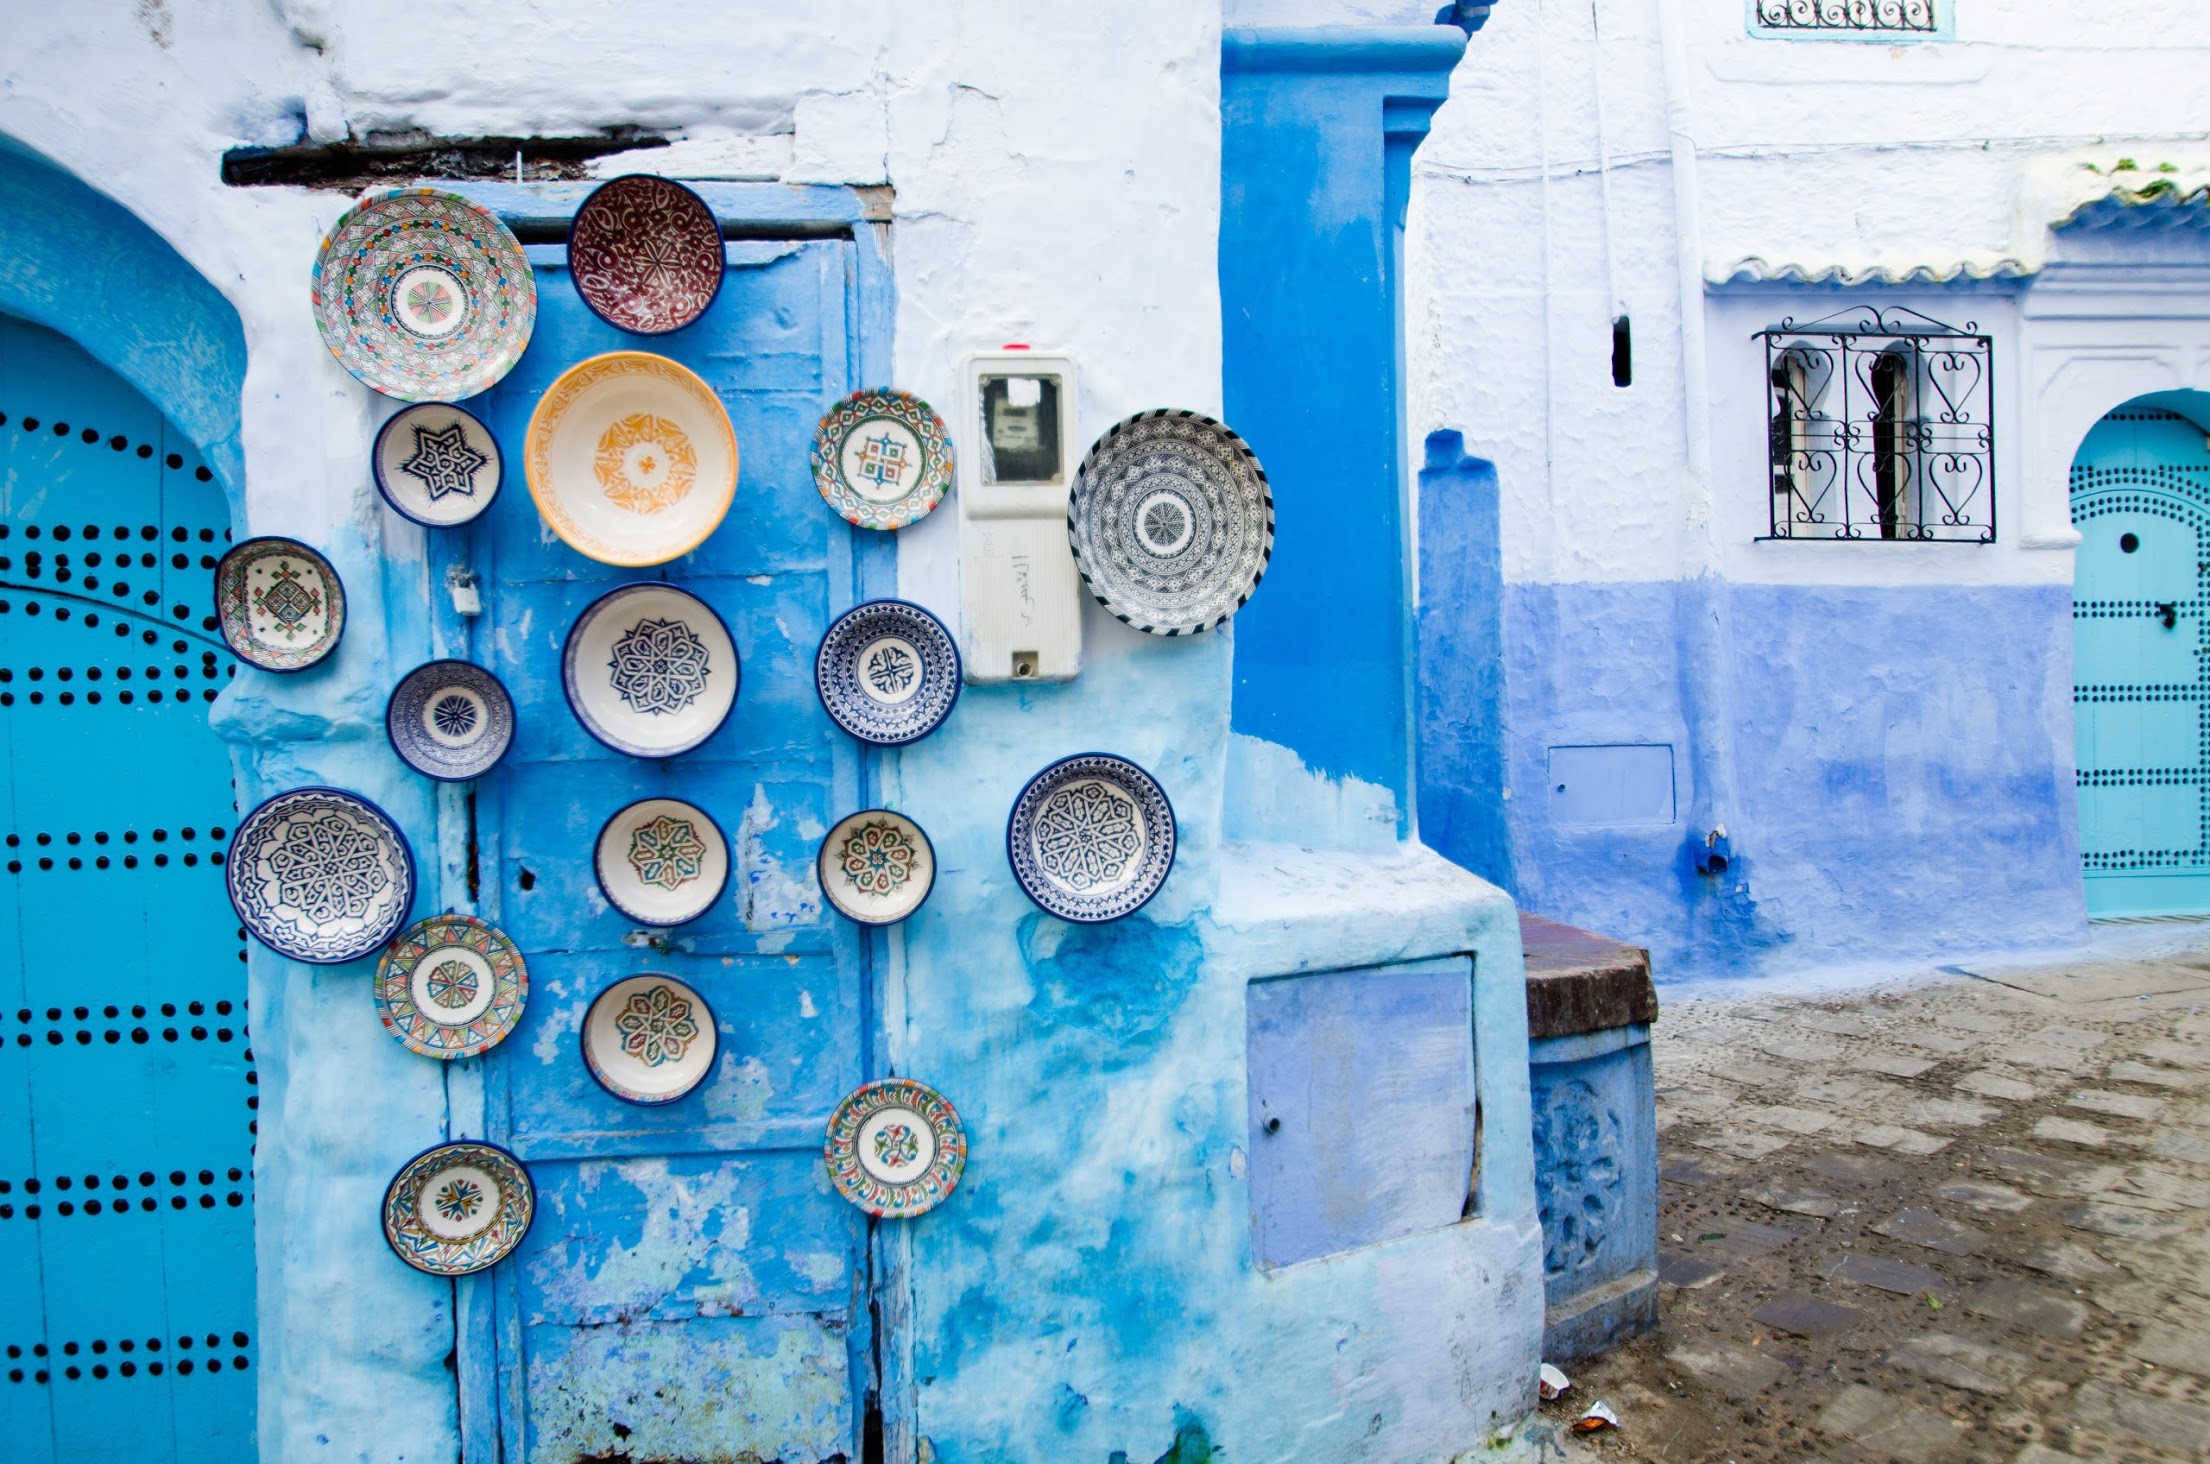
[464,234,884,1463]
[2072,403,2210,917]
[0,316,252,1462]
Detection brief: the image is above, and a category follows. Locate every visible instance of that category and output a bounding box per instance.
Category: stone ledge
[1522,911,1659,1040]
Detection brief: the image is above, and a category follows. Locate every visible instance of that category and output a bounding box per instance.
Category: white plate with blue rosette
[594,797,730,927]
[562,583,739,758]
[814,599,960,746]
[386,660,515,781]
[373,402,503,527]
[1006,753,1176,924]
[581,974,719,1106]
[227,786,416,963]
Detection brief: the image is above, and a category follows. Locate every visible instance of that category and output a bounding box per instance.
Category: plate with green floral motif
[594,797,729,926]
[581,974,717,1105]
[811,389,955,530]
[825,1078,966,1219]
[215,537,346,672]
[817,809,935,926]
[382,1140,534,1276]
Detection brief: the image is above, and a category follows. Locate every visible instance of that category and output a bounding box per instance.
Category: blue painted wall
[1416,430,1512,887]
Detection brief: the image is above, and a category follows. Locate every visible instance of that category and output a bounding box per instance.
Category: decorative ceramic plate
[525,352,738,566]
[372,402,503,527]
[581,974,718,1105]
[382,1140,535,1276]
[1006,753,1176,924]
[1068,410,1274,636]
[595,797,729,926]
[814,600,960,746]
[817,810,936,926]
[215,537,346,673]
[568,176,725,335]
[810,389,955,531]
[311,188,536,402]
[386,660,515,781]
[562,583,739,758]
[825,1078,966,1219]
[374,914,528,1060]
[227,787,416,964]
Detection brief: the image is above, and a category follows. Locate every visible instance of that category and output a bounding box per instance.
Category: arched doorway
[0,314,252,1462]
[2071,391,2210,917]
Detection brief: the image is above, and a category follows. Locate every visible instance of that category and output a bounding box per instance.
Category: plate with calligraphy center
[595,797,729,926]
[382,1140,535,1276]
[374,914,528,1060]
[818,809,936,926]
[582,974,718,1106]
[215,537,346,673]
[825,1078,967,1219]
[525,351,738,566]
[1006,753,1176,924]
[562,582,739,758]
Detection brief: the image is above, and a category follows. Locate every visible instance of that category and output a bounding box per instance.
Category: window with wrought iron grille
[1751,0,1939,37]
[1761,307,1994,542]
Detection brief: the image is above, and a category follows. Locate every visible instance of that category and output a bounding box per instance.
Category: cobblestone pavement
[1539,922,2210,1464]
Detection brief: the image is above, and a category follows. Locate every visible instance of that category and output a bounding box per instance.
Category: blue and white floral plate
[1006,753,1176,923]
[595,797,729,926]
[227,786,415,963]
[387,660,515,781]
[814,599,960,746]
[382,1140,534,1275]
[373,402,502,527]
[817,809,935,926]
[375,914,528,1060]
[582,974,718,1105]
[825,1078,966,1219]
[215,537,346,673]
[563,583,739,758]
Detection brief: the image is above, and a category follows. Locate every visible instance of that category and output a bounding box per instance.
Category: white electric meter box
[956,350,1083,683]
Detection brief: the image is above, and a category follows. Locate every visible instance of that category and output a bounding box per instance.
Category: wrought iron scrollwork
[1755,0,1936,33]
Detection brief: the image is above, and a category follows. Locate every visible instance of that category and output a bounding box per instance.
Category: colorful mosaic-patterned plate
[382,1140,534,1276]
[374,914,528,1060]
[814,599,960,746]
[825,1078,966,1219]
[810,389,955,531]
[581,974,718,1106]
[372,402,503,527]
[1006,753,1176,924]
[568,176,725,335]
[594,797,729,926]
[525,351,738,566]
[561,583,739,758]
[1068,409,1273,636]
[227,787,416,964]
[311,188,536,402]
[386,660,515,782]
[215,537,346,673]
[817,809,936,926]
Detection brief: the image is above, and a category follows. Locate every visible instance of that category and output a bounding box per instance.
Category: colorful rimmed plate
[582,974,718,1105]
[525,352,738,566]
[562,583,739,758]
[814,599,960,746]
[386,660,515,781]
[825,1078,966,1219]
[811,389,955,531]
[382,1140,534,1276]
[228,787,415,964]
[818,810,936,926]
[311,188,536,402]
[595,797,729,926]
[375,914,528,1060]
[373,402,503,527]
[215,537,346,672]
[568,176,725,336]
[1006,753,1176,924]
[1068,409,1274,636]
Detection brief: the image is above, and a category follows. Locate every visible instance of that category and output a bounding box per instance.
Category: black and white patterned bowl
[386,660,515,781]
[1005,753,1176,923]
[227,786,416,964]
[562,583,739,758]
[814,599,960,746]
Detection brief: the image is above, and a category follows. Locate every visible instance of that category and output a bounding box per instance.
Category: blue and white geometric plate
[382,1140,534,1276]
[814,599,960,746]
[386,660,515,781]
[562,583,739,758]
[372,402,503,527]
[594,797,729,927]
[817,809,936,926]
[214,537,346,673]
[581,974,718,1105]
[1006,753,1176,923]
[227,787,416,963]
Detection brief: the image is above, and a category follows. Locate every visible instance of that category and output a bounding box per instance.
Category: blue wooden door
[466,237,880,1463]
[2072,402,2210,916]
[0,316,253,1462]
